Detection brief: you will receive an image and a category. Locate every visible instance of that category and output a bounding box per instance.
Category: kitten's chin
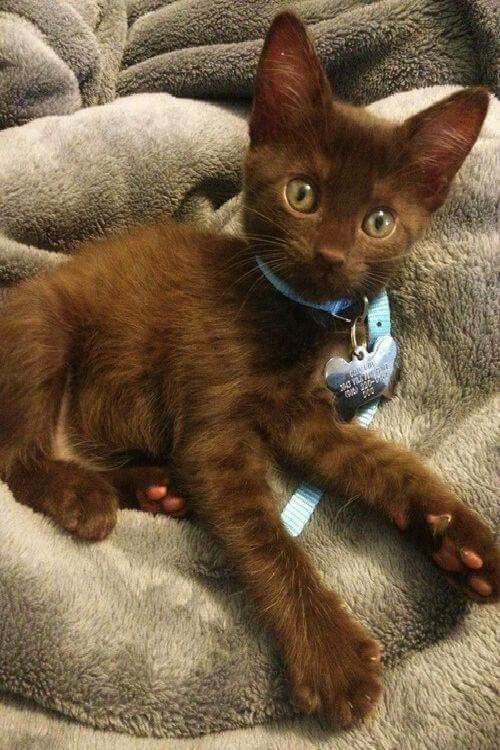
[288,273,357,305]
[316,260,396,302]
[304,273,388,306]
[288,265,369,304]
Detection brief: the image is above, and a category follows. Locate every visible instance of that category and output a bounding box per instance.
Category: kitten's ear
[403,87,490,210]
[249,12,331,145]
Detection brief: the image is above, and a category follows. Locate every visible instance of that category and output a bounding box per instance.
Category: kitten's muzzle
[317,247,345,266]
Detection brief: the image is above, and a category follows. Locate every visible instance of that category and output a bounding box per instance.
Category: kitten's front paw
[395,498,499,603]
[427,507,499,603]
[287,593,382,727]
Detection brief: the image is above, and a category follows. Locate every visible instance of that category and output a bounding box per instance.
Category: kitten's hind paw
[108,465,187,517]
[51,470,118,541]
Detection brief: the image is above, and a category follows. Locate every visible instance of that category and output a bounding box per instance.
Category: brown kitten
[0,12,497,727]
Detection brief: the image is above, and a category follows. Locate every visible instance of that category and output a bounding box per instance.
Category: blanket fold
[0,0,126,128]
[0,0,498,130]
[118,0,499,103]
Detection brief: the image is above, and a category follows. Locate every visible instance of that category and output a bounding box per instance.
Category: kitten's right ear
[249,12,331,146]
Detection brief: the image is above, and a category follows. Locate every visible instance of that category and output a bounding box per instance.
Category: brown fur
[0,12,497,727]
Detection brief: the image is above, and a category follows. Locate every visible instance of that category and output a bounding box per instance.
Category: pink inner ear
[407,89,489,207]
[250,12,329,144]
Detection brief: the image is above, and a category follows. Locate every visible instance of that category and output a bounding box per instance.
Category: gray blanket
[0,0,498,130]
[0,85,498,747]
[0,0,499,747]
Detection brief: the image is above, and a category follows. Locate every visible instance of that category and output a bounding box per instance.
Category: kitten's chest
[306,335,350,390]
[279,328,353,407]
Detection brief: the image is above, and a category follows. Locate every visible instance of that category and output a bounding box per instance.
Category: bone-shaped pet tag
[324,334,398,419]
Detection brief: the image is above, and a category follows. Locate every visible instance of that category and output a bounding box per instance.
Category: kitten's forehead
[249,101,401,194]
[318,102,400,175]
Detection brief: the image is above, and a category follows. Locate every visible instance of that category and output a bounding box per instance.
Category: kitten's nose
[318,247,345,265]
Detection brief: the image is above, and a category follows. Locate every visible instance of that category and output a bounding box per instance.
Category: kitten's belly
[52,363,169,468]
[51,330,353,469]
[52,387,104,471]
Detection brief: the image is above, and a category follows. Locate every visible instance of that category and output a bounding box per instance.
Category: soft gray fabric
[1,0,498,131]
[119,0,499,104]
[0,0,127,128]
[0,86,498,747]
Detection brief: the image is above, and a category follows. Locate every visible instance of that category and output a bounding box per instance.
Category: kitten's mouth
[287,262,367,304]
[255,250,388,309]
[312,256,392,302]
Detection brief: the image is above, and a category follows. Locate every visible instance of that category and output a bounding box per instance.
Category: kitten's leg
[0,285,119,539]
[275,402,499,602]
[0,284,69,474]
[6,459,118,541]
[172,424,381,727]
[105,466,187,516]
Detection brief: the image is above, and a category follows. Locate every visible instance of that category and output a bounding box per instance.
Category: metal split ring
[350,296,369,359]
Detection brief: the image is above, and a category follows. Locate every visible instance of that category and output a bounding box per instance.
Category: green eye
[362,208,396,238]
[284,179,317,214]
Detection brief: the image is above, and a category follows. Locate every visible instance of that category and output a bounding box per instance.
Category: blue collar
[256,255,354,321]
[255,255,394,538]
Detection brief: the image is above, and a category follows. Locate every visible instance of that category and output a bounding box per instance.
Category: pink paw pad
[427,513,492,597]
[146,486,168,502]
[143,487,186,516]
[427,513,452,535]
[432,539,462,572]
[459,549,483,569]
[392,509,408,531]
[468,577,492,597]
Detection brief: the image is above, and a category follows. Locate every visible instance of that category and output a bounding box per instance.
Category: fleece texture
[0,0,127,129]
[0,0,498,131]
[0,0,499,745]
[0,85,498,747]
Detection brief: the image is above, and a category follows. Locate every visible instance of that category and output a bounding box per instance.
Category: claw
[427,513,452,536]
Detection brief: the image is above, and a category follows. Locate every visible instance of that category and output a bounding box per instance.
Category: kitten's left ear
[403,87,490,210]
[249,12,332,146]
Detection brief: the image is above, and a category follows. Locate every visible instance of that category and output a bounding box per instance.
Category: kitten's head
[243,12,489,302]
